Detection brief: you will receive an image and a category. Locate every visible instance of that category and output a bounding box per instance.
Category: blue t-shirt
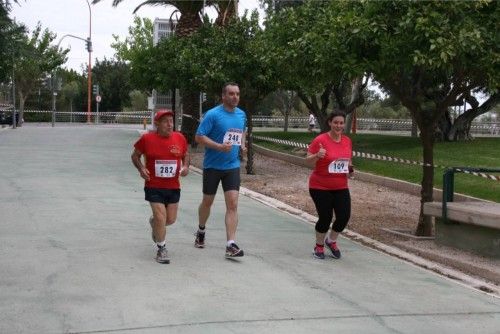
[196,104,247,170]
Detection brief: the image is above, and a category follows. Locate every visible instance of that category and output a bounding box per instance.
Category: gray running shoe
[225,243,244,258]
[149,216,156,243]
[194,231,205,248]
[156,246,170,264]
[325,239,341,259]
[313,245,325,259]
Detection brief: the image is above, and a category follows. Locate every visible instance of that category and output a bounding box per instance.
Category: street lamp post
[53,34,89,127]
[51,74,56,127]
[85,0,92,124]
[12,53,16,129]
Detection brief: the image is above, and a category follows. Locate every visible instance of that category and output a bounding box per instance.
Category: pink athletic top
[308,133,352,190]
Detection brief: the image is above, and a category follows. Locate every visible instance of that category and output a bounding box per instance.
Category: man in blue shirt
[194,82,247,258]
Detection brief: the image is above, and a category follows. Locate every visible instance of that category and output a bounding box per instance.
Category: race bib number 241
[223,129,243,146]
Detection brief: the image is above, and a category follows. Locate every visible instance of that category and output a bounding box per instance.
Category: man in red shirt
[131,109,189,264]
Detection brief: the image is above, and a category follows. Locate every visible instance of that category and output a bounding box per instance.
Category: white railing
[252,116,309,129]
[22,110,151,125]
[19,111,500,136]
[252,116,499,135]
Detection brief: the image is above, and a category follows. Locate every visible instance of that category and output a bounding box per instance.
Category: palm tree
[2,1,21,9]
[213,0,238,26]
[92,1,238,142]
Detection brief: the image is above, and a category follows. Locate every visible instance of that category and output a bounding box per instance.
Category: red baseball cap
[154,109,174,122]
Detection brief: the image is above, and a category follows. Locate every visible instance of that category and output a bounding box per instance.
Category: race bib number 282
[155,160,177,178]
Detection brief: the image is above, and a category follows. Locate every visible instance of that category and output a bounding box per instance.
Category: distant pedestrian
[131,109,190,264]
[490,124,498,135]
[308,113,316,132]
[194,82,247,258]
[306,110,353,260]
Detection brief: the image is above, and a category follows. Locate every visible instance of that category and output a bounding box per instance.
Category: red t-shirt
[308,133,352,190]
[134,131,188,189]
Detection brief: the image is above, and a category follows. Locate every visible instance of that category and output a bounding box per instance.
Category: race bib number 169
[328,158,350,174]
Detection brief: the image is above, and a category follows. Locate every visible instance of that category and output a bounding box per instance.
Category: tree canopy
[111,16,155,91]
[262,0,369,131]
[111,0,499,234]
[354,0,499,235]
[0,1,25,83]
[14,23,68,125]
[92,57,132,111]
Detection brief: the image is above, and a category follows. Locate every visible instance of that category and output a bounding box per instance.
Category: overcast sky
[11,0,263,72]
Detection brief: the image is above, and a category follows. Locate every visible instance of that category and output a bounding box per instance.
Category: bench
[423,167,500,259]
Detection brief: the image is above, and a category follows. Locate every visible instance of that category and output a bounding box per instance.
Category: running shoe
[225,243,244,258]
[313,245,325,259]
[156,246,170,264]
[194,230,205,248]
[149,216,155,243]
[325,239,341,259]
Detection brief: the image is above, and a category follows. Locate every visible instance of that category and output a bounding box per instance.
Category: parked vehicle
[0,109,20,125]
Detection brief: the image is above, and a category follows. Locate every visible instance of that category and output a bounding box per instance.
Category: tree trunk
[448,112,474,141]
[345,76,366,114]
[175,10,202,145]
[315,106,328,132]
[180,89,200,145]
[214,0,238,27]
[411,119,418,137]
[415,125,435,237]
[282,90,295,132]
[297,87,331,133]
[244,101,255,175]
[435,110,452,142]
[351,110,357,134]
[17,92,27,127]
[283,109,289,132]
[447,93,498,141]
[344,113,353,134]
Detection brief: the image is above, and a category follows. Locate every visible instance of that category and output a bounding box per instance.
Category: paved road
[1,126,499,334]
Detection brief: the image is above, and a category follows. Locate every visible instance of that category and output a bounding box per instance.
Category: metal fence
[22,110,152,125]
[18,111,500,136]
[252,116,499,136]
[252,116,310,129]
[357,118,500,135]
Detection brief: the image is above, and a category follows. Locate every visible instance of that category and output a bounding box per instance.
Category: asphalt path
[0,126,499,334]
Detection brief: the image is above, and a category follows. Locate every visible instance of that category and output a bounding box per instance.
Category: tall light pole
[85,0,92,124]
[12,52,16,129]
[54,34,89,127]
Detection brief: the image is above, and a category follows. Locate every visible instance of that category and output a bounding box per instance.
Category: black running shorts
[202,168,240,195]
[144,187,181,204]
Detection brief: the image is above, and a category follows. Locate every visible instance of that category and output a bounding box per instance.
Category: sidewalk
[0,126,499,334]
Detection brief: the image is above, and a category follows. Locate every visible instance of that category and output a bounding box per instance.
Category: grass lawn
[253,132,500,202]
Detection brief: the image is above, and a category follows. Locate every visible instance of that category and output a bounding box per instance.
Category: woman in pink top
[306,111,353,260]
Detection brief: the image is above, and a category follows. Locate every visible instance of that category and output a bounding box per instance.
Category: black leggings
[309,188,351,234]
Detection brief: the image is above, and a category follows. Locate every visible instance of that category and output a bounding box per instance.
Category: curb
[188,165,499,298]
[237,186,499,298]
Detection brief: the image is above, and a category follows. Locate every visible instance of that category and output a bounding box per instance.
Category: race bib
[223,129,242,146]
[328,158,350,174]
[155,160,177,178]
